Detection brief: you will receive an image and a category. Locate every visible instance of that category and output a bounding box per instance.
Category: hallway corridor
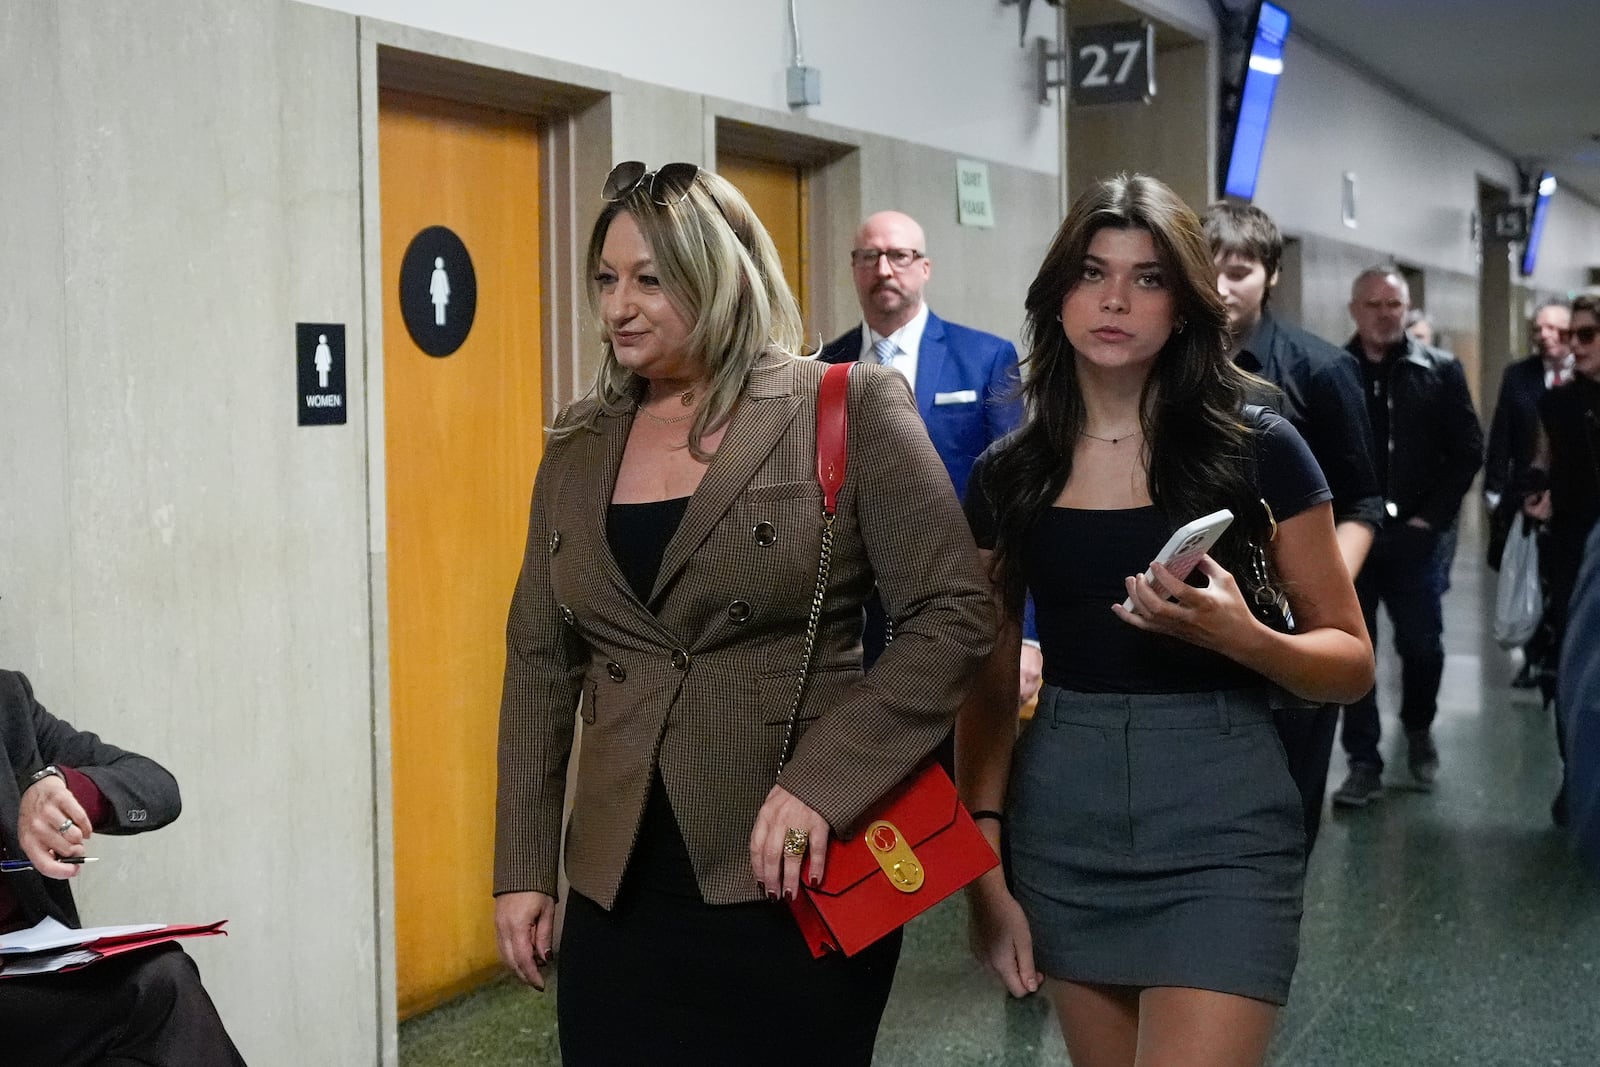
[401,509,1600,1065]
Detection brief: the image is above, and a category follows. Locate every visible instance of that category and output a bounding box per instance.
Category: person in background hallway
[492,162,992,1066]
[959,174,1372,1067]
[1404,310,1464,592]
[1487,299,1573,686]
[1204,201,1382,854]
[1557,520,1600,867]
[0,669,247,1066]
[1523,295,1600,827]
[1405,309,1436,348]
[819,211,1039,709]
[1333,266,1483,808]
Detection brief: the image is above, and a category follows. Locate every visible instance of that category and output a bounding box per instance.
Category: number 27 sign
[1070,21,1156,106]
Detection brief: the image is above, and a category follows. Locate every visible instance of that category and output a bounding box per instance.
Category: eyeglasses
[850,248,925,270]
[1571,325,1599,345]
[602,161,700,206]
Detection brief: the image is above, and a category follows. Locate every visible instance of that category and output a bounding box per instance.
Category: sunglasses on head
[1570,325,1600,346]
[602,161,700,206]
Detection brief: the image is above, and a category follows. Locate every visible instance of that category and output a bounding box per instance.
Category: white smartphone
[1120,508,1235,611]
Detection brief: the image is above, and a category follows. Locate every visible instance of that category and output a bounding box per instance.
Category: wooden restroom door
[716,154,810,331]
[379,88,545,1019]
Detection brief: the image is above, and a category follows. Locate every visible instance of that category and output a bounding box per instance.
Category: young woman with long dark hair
[957,174,1372,1067]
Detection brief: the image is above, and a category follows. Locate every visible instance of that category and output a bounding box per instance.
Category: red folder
[0,920,228,978]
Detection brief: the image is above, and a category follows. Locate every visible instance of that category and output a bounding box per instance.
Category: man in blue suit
[820,211,1023,500]
[820,210,1036,703]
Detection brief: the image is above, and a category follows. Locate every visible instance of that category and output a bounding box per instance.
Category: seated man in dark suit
[0,669,245,1066]
[819,210,1035,700]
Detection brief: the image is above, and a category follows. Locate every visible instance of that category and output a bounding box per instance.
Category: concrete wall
[1256,38,1517,280]
[0,1,378,1064]
[319,0,1063,174]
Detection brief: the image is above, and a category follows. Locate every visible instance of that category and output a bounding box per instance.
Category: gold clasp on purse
[866,821,925,893]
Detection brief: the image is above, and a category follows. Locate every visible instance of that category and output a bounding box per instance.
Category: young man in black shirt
[1205,202,1382,846]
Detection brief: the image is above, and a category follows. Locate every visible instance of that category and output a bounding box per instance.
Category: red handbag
[779,361,999,958]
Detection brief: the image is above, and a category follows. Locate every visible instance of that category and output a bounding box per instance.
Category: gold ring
[781,827,810,857]
[58,818,74,834]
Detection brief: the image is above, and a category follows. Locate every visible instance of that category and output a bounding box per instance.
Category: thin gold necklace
[1081,427,1143,445]
[637,389,698,425]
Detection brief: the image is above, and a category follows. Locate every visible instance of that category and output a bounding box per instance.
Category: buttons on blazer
[606,661,626,682]
[671,649,692,671]
[752,521,777,546]
[559,604,576,626]
[727,600,751,623]
[548,530,562,554]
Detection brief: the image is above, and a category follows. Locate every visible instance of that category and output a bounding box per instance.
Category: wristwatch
[22,764,66,791]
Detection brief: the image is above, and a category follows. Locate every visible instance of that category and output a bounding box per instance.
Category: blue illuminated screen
[1520,172,1555,277]
[1223,2,1291,201]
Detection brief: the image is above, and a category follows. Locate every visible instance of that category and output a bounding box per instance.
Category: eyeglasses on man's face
[1570,324,1600,346]
[602,160,700,206]
[850,247,925,270]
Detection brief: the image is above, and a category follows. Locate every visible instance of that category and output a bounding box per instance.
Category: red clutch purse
[789,761,998,957]
[779,361,999,958]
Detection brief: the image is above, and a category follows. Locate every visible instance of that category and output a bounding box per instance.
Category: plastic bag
[1494,513,1542,649]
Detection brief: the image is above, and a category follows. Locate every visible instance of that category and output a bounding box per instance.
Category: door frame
[355,25,611,1062]
[706,103,859,353]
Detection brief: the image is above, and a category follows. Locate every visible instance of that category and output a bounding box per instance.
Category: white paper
[934,390,978,405]
[0,915,164,954]
[0,948,101,976]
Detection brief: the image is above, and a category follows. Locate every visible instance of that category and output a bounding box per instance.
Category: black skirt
[557,778,902,1065]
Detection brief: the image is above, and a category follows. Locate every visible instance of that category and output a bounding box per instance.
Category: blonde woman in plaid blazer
[492,162,993,1065]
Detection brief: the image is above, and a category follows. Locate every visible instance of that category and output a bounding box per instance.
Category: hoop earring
[1174,319,1187,334]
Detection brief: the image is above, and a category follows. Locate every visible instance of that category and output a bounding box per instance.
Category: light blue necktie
[870,337,896,366]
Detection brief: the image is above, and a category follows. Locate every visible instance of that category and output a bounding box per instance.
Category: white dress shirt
[857,302,930,396]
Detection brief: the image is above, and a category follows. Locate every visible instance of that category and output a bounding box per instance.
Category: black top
[606,496,691,604]
[1538,377,1600,545]
[1237,313,1382,529]
[965,412,1330,693]
[606,497,701,899]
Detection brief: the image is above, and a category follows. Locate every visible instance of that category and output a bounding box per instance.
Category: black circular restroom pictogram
[399,226,477,357]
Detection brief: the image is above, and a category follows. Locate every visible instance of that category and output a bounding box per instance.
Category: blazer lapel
[916,312,948,423]
[581,409,654,610]
[648,354,800,606]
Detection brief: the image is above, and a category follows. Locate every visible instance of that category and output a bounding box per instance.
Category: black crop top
[964,411,1331,693]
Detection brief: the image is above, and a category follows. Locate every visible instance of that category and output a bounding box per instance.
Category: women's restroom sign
[399,226,477,357]
[297,323,346,426]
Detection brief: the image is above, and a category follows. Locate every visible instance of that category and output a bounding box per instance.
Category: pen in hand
[1,857,98,873]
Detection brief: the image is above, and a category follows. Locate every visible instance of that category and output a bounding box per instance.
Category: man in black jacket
[0,669,245,1065]
[1205,202,1382,849]
[1333,266,1484,808]
[1485,301,1572,686]
[1486,300,1573,516]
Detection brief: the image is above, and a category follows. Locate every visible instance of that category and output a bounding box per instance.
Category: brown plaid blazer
[493,353,994,907]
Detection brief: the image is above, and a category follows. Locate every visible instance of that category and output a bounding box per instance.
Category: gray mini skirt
[1006,686,1305,1005]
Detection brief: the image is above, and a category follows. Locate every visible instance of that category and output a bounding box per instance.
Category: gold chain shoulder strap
[777,361,854,777]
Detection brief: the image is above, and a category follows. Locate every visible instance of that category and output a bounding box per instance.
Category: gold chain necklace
[637,389,698,425]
